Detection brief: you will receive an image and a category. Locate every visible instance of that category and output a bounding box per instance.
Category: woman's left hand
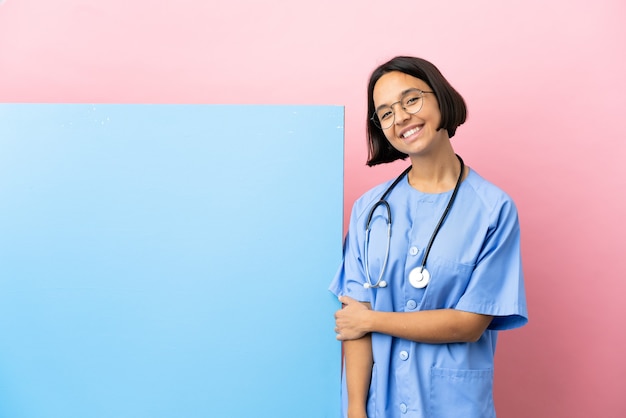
[334,296,371,341]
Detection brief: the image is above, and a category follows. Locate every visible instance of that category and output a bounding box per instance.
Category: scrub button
[399,350,409,361]
[409,246,419,256]
[400,403,408,414]
[406,300,417,310]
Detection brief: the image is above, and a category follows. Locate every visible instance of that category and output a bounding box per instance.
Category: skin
[336,71,493,417]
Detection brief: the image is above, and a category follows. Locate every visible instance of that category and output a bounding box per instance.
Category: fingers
[335,295,359,340]
[335,327,348,341]
[338,295,354,305]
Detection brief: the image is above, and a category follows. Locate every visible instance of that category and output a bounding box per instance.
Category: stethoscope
[363,154,465,289]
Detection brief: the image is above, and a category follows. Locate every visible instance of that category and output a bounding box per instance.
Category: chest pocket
[408,255,475,310]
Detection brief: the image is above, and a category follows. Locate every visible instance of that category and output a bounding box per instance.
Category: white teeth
[402,127,420,138]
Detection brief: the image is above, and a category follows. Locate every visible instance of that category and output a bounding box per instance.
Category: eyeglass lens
[373,89,425,129]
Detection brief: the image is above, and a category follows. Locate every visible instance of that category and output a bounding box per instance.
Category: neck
[407,152,465,193]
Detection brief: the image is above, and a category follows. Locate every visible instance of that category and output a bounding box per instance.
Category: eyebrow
[375,88,422,112]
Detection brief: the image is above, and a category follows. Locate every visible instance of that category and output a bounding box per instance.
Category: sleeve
[328,202,372,303]
[455,197,528,330]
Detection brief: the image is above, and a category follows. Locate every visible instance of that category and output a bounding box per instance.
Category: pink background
[1,0,625,416]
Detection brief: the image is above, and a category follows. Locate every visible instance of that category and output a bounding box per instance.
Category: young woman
[330,56,528,418]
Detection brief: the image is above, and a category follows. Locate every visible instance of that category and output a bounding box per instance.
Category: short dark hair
[366,56,467,166]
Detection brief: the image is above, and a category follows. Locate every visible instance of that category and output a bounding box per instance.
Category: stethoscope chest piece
[409,266,430,289]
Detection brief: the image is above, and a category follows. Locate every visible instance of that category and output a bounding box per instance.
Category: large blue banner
[0,104,343,418]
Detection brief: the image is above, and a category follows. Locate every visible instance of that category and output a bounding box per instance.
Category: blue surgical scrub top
[329,168,528,418]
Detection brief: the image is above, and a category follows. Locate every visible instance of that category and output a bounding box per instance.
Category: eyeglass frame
[370,89,434,130]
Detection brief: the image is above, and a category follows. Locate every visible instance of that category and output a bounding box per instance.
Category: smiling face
[372,71,449,159]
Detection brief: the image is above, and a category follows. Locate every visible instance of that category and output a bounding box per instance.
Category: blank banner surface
[0,104,343,418]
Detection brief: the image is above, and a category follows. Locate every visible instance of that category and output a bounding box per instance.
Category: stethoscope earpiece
[362,280,387,289]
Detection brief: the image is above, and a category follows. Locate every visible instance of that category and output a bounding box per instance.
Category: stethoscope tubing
[363,168,409,289]
[363,155,465,289]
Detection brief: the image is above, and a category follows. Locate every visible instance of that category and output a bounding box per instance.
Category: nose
[392,103,411,125]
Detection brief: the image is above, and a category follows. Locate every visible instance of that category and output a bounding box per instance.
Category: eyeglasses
[371,89,434,130]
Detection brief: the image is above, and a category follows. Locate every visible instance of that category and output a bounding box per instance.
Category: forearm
[365,309,493,343]
[343,334,372,417]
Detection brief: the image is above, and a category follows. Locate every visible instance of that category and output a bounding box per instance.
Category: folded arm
[335,296,493,343]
